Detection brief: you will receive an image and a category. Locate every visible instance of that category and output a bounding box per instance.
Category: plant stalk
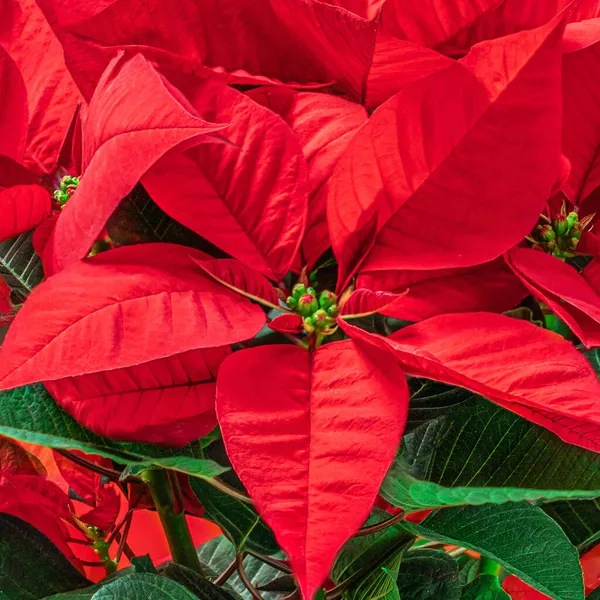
[143,469,204,575]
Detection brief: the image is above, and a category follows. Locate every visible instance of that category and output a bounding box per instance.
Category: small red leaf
[340,313,600,452]
[268,313,304,334]
[340,288,408,318]
[194,258,281,310]
[506,248,600,348]
[0,243,265,390]
[46,53,227,274]
[0,184,51,242]
[217,341,408,599]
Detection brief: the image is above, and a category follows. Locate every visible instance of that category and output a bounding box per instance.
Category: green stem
[143,469,204,575]
[479,556,502,577]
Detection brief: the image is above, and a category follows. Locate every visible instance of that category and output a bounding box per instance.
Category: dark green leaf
[189,478,278,554]
[197,536,284,600]
[405,379,472,434]
[406,503,583,600]
[396,549,461,600]
[461,575,510,600]
[0,385,225,478]
[90,574,199,600]
[131,556,157,574]
[256,576,295,593]
[544,501,600,552]
[0,232,44,304]
[381,458,600,511]
[403,396,600,492]
[162,564,238,600]
[332,511,413,600]
[587,588,600,599]
[0,513,89,599]
[456,555,480,586]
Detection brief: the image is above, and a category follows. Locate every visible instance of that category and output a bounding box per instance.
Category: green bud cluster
[287,284,338,334]
[53,175,80,206]
[531,202,594,259]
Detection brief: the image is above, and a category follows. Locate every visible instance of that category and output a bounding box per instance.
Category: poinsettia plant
[6,0,600,599]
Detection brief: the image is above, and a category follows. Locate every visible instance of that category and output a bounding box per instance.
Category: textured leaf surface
[90,574,199,600]
[46,53,225,273]
[0,513,89,599]
[332,512,412,600]
[162,564,238,600]
[189,477,278,554]
[2,0,81,173]
[329,20,562,285]
[396,549,461,600]
[462,575,511,600]
[410,504,583,600]
[0,231,44,304]
[340,313,600,452]
[506,248,600,348]
[358,259,527,321]
[0,243,264,387]
[247,87,367,268]
[0,46,27,162]
[194,259,281,310]
[0,185,51,243]
[143,80,308,281]
[217,341,409,599]
[197,536,282,600]
[0,385,226,478]
[382,458,600,511]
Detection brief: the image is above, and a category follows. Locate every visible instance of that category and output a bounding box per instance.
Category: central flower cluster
[53,175,80,206]
[530,202,594,259]
[286,284,338,334]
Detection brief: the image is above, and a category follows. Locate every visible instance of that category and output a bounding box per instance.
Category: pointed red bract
[329,21,563,287]
[0,437,45,476]
[194,258,281,310]
[365,34,454,109]
[143,80,308,281]
[340,313,600,452]
[46,53,227,274]
[1,0,81,174]
[268,313,304,334]
[0,45,27,162]
[0,244,264,389]
[358,259,528,321]
[217,341,409,600]
[247,87,367,270]
[46,348,228,444]
[506,248,600,348]
[0,185,51,243]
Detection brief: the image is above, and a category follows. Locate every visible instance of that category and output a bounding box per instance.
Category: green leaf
[461,575,510,600]
[189,478,278,554]
[403,395,600,492]
[197,536,284,600]
[162,564,238,600]
[405,503,583,600]
[0,232,44,304]
[396,549,461,600]
[456,555,480,586]
[0,513,89,599]
[90,574,199,600]
[381,458,600,511]
[332,511,413,600]
[544,501,600,552]
[405,379,472,434]
[0,385,225,478]
[131,556,157,574]
[587,588,600,599]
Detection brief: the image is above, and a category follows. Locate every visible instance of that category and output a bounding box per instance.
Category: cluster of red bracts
[4,0,600,597]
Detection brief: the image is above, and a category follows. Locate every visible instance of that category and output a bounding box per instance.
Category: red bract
[217,341,409,600]
[329,20,563,288]
[0,244,264,443]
